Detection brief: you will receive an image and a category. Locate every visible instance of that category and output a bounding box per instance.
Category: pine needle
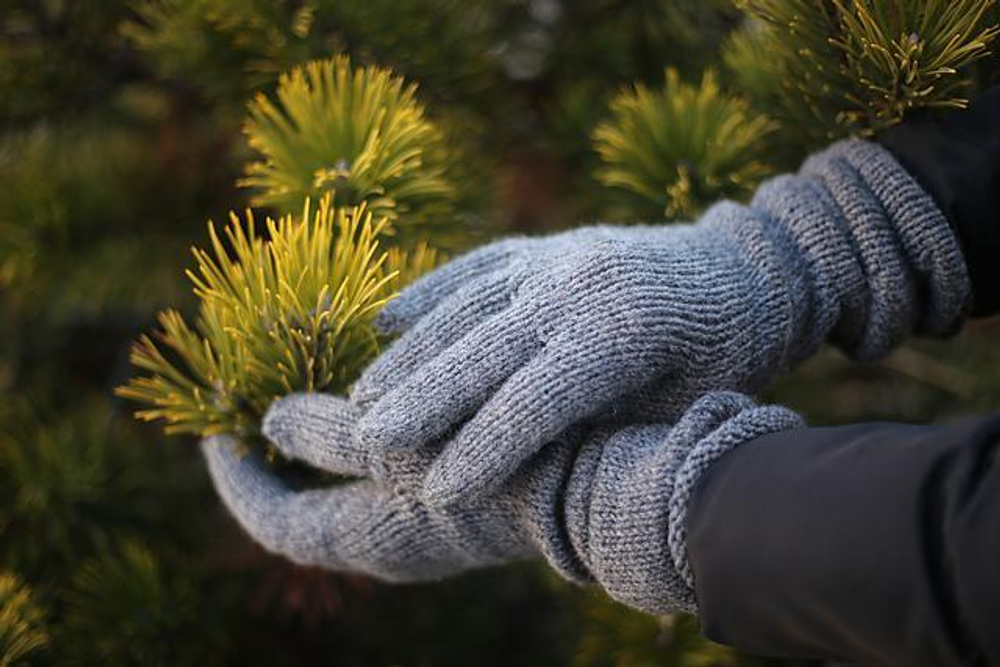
[241,56,458,238]
[116,195,433,439]
[593,68,776,220]
[0,573,48,666]
[735,0,999,142]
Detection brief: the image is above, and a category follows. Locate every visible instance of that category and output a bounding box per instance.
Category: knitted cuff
[666,403,805,593]
[800,140,971,359]
[831,140,971,336]
[569,421,696,615]
[564,393,803,616]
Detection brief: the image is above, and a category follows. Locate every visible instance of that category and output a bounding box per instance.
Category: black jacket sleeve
[686,413,1000,667]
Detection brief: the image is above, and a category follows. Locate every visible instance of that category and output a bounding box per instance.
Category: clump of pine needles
[60,541,207,664]
[241,56,457,236]
[117,195,437,439]
[0,572,48,666]
[734,0,1000,142]
[593,68,776,220]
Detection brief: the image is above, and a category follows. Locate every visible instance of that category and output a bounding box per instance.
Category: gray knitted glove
[202,391,802,615]
[352,140,969,506]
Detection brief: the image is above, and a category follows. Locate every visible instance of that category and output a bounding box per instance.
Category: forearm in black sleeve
[686,412,1000,667]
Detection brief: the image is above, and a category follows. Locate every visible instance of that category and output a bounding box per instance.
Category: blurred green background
[2,1,998,664]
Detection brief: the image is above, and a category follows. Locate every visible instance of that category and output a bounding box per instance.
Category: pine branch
[0,398,197,577]
[60,541,215,665]
[734,0,1000,143]
[241,56,459,239]
[593,68,776,220]
[0,573,48,667]
[117,195,435,439]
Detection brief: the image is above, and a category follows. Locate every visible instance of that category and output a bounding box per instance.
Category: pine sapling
[593,68,775,220]
[241,56,458,239]
[117,196,436,441]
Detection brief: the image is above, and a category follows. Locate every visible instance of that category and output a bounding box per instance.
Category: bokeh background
[3,1,999,665]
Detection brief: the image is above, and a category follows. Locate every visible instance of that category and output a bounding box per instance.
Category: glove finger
[421,331,659,506]
[201,435,388,569]
[375,238,530,335]
[262,393,368,476]
[352,272,518,408]
[358,301,542,452]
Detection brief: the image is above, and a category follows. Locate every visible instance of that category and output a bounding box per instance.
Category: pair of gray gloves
[203,140,970,615]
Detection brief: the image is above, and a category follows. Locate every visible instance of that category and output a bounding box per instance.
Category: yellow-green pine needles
[117,195,410,439]
[241,56,457,236]
[736,0,999,141]
[0,572,48,665]
[593,69,776,220]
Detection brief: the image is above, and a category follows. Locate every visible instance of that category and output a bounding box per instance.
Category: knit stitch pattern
[204,138,969,614]
[349,140,969,506]
[203,392,802,614]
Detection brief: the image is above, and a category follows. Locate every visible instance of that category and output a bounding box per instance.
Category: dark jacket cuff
[686,413,1000,666]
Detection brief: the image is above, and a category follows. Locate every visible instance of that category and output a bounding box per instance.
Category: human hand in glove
[202,391,802,615]
[352,140,968,506]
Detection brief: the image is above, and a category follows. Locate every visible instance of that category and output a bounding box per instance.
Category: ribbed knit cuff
[800,141,971,359]
[562,393,803,616]
[667,404,805,594]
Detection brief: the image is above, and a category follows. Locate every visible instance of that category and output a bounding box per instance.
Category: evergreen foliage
[732,0,1000,144]
[6,1,1000,664]
[0,573,48,667]
[593,69,775,220]
[60,541,218,666]
[0,1,132,124]
[242,56,458,233]
[124,0,500,107]
[123,0,322,101]
[572,599,737,667]
[0,400,199,578]
[118,196,434,438]
[0,125,194,320]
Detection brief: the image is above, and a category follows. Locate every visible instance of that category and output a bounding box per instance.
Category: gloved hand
[352,140,969,506]
[202,391,802,614]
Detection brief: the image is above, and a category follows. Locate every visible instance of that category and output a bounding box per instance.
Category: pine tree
[117,56,444,441]
[727,0,999,145]
[5,1,1000,664]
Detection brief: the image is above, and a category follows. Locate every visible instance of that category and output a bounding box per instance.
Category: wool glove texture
[351,139,970,506]
[202,391,802,615]
[878,83,1000,317]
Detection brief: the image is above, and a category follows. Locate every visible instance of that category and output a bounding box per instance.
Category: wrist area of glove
[808,141,969,352]
[740,139,969,363]
[557,392,804,615]
[877,86,1000,318]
